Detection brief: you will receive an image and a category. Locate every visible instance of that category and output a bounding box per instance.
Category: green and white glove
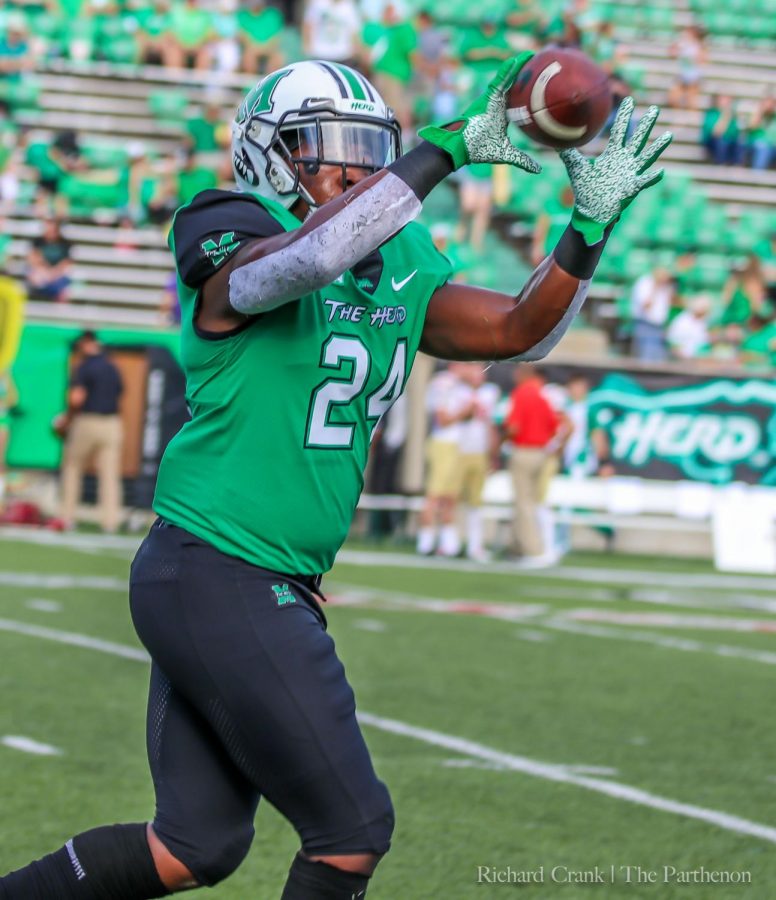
[418,54,541,173]
[562,97,672,246]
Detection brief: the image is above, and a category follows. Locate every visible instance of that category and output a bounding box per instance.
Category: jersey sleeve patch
[171,189,286,288]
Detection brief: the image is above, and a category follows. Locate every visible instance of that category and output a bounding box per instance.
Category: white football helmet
[232,60,402,210]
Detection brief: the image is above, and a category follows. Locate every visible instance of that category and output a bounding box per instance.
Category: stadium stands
[0,0,773,354]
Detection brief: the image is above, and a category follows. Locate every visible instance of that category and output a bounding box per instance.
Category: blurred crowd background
[0,0,773,367]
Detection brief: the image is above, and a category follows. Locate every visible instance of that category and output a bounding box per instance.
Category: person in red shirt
[504,365,561,565]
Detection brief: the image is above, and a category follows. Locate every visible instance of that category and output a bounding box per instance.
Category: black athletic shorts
[128,520,393,885]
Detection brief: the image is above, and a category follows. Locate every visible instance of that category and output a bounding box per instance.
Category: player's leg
[59,417,92,530]
[417,438,443,554]
[141,664,259,890]
[94,416,123,533]
[131,522,394,898]
[436,443,463,557]
[0,823,169,898]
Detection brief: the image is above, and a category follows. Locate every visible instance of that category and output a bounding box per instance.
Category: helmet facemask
[244,106,402,210]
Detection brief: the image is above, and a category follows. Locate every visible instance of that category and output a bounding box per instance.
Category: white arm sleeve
[228,172,421,315]
[510,279,590,362]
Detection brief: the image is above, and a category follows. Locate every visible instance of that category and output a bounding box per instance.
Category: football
[507,47,613,149]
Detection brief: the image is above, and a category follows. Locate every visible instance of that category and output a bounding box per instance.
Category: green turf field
[1,530,775,898]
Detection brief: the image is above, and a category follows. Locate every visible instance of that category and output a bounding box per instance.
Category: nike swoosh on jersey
[391,270,418,291]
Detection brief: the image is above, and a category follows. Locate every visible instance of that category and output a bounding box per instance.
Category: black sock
[280,853,371,900]
[0,823,170,899]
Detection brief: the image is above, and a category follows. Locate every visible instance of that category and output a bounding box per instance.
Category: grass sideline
[1,532,775,898]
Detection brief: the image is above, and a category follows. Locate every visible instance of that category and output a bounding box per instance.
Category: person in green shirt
[717,254,771,330]
[701,94,742,165]
[365,2,417,129]
[165,0,213,69]
[237,0,283,75]
[740,318,776,367]
[0,57,671,900]
[747,96,775,171]
[129,0,173,65]
[457,18,512,92]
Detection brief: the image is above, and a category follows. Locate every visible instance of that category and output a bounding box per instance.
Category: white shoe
[466,548,491,563]
[514,552,559,569]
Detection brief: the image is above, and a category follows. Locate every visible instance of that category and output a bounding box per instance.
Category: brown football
[507,47,613,149]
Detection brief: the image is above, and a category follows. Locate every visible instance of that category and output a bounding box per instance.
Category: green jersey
[154,189,451,575]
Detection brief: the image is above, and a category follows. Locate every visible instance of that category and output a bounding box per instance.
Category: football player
[0,55,670,899]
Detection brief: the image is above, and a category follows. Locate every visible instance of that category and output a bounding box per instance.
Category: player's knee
[162,821,254,888]
[339,781,396,858]
[195,823,254,886]
[370,785,396,855]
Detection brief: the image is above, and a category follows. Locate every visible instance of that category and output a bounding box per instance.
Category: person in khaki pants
[54,331,124,532]
[504,365,561,566]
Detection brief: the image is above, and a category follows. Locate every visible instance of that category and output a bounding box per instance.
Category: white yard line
[335,550,776,593]
[0,619,149,662]
[330,588,776,665]
[565,609,776,633]
[0,572,125,591]
[545,620,776,666]
[357,712,776,846]
[24,599,63,613]
[0,527,141,553]
[2,735,62,756]
[2,616,776,846]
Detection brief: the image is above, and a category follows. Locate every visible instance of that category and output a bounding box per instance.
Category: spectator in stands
[126,143,179,225]
[302,0,362,68]
[416,363,473,558]
[506,0,542,48]
[237,0,284,75]
[36,129,88,212]
[673,245,700,296]
[185,99,223,153]
[667,295,712,360]
[55,330,124,533]
[131,0,174,66]
[458,17,513,91]
[718,254,771,334]
[25,217,73,303]
[457,363,500,562]
[367,3,418,131]
[412,8,448,99]
[740,313,776,367]
[753,229,776,288]
[165,0,214,69]
[630,266,675,362]
[209,0,241,73]
[586,20,622,75]
[504,364,561,567]
[667,25,706,110]
[0,14,33,76]
[747,96,776,171]
[701,95,743,166]
[429,51,469,124]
